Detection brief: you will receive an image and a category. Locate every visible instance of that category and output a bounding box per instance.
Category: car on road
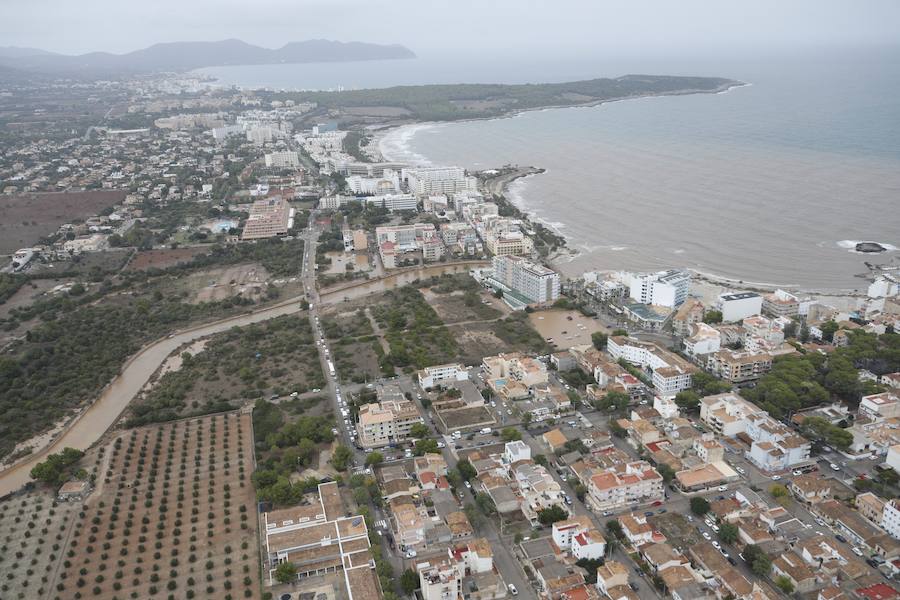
[602,511,613,517]
[652,500,662,506]
[508,585,518,596]
[830,463,841,471]
[727,556,737,566]
[771,475,781,480]
[644,511,654,518]
[658,509,667,514]
[793,470,803,476]
[436,441,445,448]
[564,495,572,505]
[711,524,720,532]
[702,532,711,540]
[712,541,721,549]
[736,466,746,474]
[717,485,727,491]
[464,481,473,490]
[835,534,848,543]
[852,547,864,557]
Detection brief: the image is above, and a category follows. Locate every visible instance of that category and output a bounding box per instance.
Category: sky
[2,0,899,57]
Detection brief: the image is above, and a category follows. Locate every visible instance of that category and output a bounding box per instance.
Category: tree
[475,493,496,515]
[769,484,789,498]
[800,416,853,451]
[820,320,839,343]
[657,463,675,484]
[414,438,439,456]
[409,423,430,439]
[783,320,799,339]
[331,445,353,471]
[605,520,624,540]
[591,332,608,350]
[533,454,549,468]
[572,482,588,502]
[537,504,568,526]
[457,459,477,481]
[521,412,533,428]
[595,391,629,414]
[690,497,710,516]
[718,523,739,545]
[876,468,900,487]
[774,575,794,594]
[612,329,628,337]
[400,569,419,595]
[673,390,700,412]
[609,420,626,438]
[743,545,772,577]
[703,310,723,324]
[501,427,522,442]
[365,452,384,467]
[274,562,297,584]
[30,448,84,486]
[799,321,810,342]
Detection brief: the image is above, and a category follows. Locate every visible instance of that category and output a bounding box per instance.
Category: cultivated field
[0,490,79,599]
[0,190,126,254]
[49,412,261,600]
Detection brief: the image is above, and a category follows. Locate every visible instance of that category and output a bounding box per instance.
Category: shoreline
[368,80,747,163]
[372,83,889,299]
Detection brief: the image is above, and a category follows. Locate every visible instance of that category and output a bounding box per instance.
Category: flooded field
[528,309,608,350]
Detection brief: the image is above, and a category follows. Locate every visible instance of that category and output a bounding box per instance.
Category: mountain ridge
[0,39,416,76]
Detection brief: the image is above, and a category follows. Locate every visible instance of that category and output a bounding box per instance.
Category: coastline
[368,80,747,163]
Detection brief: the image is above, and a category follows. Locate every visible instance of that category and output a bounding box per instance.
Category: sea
[199,47,900,291]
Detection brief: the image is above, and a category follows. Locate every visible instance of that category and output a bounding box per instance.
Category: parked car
[717,485,727,492]
[835,534,848,543]
[852,547,864,557]
[702,532,711,540]
[508,585,518,596]
[831,463,841,471]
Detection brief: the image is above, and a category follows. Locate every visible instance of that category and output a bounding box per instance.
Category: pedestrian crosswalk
[374,519,388,530]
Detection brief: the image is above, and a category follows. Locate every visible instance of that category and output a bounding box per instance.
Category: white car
[771,475,781,480]
[830,463,840,471]
[717,485,727,492]
[508,585,518,596]
[712,541,721,549]
[702,532,711,540]
[792,470,803,476]
[852,547,864,557]
[711,524,720,532]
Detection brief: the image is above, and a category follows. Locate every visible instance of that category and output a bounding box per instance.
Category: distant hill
[0,39,415,76]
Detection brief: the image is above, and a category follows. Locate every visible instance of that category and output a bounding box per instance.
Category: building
[491,255,561,306]
[887,445,900,472]
[716,292,763,323]
[672,297,706,337]
[629,269,691,308]
[418,363,469,389]
[357,390,423,449]
[367,193,419,212]
[607,336,697,396]
[586,461,664,511]
[418,559,463,600]
[683,323,721,359]
[882,500,900,540]
[745,412,812,472]
[706,348,773,383]
[241,196,293,240]
[699,392,765,436]
[264,151,300,168]
[860,392,900,421]
[404,166,476,196]
[762,289,801,317]
[57,480,91,502]
[263,482,378,595]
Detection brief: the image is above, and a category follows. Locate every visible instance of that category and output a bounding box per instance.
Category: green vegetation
[128,314,324,425]
[674,390,700,412]
[332,445,354,471]
[372,286,458,371]
[718,522,739,545]
[690,371,733,397]
[743,330,900,418]
[657,463,676,483]
[342,131,372,163]
[0,273,27,304]
[280,74,737,125]
[29,447,84,486]
[457,459,477,481]
[591,332,608,350]
[575,558,605,584]
[800,416,853,451]
[365,451,384,466]
[593,390,630,414]
[501,427,522,442]
[743,545,772,577]
[492,312,552,353]
[690,497,710,516]
[703,310,723,324]
[322,309,374,339]
[274,562,297,585]
[774,575,794,594]
[252,400,336,505]
[537,504,568,526]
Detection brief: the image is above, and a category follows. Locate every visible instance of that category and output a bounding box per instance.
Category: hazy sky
[3,0,899,56]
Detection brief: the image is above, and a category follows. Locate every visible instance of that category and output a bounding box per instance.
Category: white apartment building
[745,413,811,472]
[706,348,773,383]
[417,363,469,389]
[367,193,419,212]
[264,151,300,168]
[607,336,697,396]
[491,255,560,305]
[484,229,533,257]
[699,392,766,437]
[887,444,900,472]
[716,292,763,322]
[629,269,691,308]
[881,500,900,539]
[683,322,721,359]
[762,289,801,317]
[403,166,477,196]
[346,169,400,195]
[859,392,900,421]
[357,397,423,449]
[418,560,463,600]
[552,517,607,561]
